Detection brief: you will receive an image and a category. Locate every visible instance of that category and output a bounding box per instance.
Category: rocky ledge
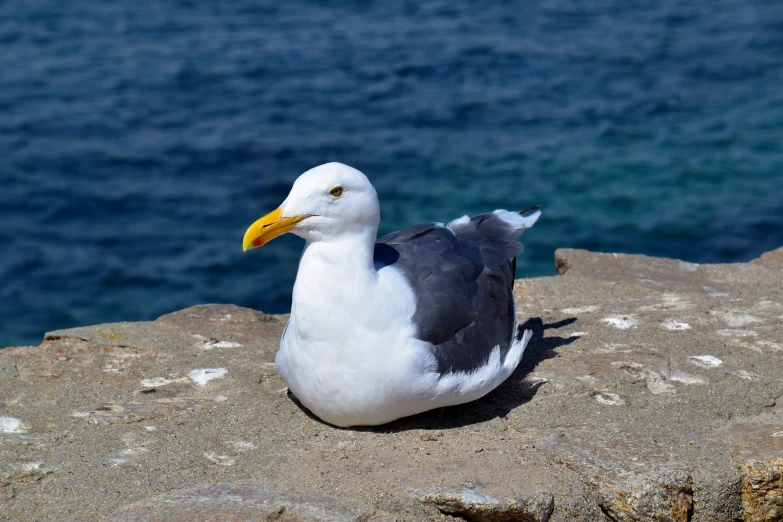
[2,248,782,522]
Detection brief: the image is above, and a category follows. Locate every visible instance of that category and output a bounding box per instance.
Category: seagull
[243,162,540,427]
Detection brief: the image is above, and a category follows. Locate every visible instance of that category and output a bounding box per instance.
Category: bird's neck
[302,229,377,272]
[293,231,378,309]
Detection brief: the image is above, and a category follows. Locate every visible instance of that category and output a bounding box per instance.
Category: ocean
[2,0,782,347]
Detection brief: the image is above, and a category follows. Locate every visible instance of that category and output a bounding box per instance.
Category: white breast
[276,255,438,426]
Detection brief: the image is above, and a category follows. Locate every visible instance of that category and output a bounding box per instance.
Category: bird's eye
[329,186,344,198]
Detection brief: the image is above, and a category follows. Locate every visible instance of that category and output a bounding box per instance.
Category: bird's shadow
[287,316,580,433]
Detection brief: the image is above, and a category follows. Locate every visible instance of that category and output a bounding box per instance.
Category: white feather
[492,208,541,231]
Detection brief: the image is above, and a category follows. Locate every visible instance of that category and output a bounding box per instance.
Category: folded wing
[374,208,540,375]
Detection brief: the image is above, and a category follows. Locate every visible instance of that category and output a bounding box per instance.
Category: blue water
[2,1,782,347]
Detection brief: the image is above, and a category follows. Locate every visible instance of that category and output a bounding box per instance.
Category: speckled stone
[1,247,781,521]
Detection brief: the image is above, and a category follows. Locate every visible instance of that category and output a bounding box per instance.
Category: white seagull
[243,162,540,427]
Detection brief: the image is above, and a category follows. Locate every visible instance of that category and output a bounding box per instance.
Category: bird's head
[243,162,380,251]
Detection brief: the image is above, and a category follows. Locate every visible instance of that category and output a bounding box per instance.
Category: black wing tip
[518,205,542,216]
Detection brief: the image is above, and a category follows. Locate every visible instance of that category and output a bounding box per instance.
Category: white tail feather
[492,209,541,231]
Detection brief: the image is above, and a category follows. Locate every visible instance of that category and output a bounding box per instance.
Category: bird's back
[374,208,539,375]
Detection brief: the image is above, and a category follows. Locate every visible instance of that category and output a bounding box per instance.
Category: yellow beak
[242,208,308,251]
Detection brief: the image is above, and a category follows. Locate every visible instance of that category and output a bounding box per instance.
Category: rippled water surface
[2,0,782,346]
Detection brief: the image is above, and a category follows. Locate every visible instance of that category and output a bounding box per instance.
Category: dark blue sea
[2,0,782,347]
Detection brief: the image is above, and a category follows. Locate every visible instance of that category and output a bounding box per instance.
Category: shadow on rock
[515,316,578,374]
[287,316,581,433]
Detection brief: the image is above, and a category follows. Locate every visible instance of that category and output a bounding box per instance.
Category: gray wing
[374,212,528,375]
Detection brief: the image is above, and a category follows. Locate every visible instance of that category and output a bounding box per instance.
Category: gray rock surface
[114,483,378,522]
[414,486,554,522]
[1,247,782,521]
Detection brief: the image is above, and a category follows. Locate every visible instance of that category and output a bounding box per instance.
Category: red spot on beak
[252,238,264,247]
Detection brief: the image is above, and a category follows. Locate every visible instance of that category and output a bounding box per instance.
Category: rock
[594,467,692,522]
[741,458,783,522]
[750,247,783,270]
[1,248,782,521]
[112,483,377,522]
[414,486,554,521]
[553,250,572,276]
